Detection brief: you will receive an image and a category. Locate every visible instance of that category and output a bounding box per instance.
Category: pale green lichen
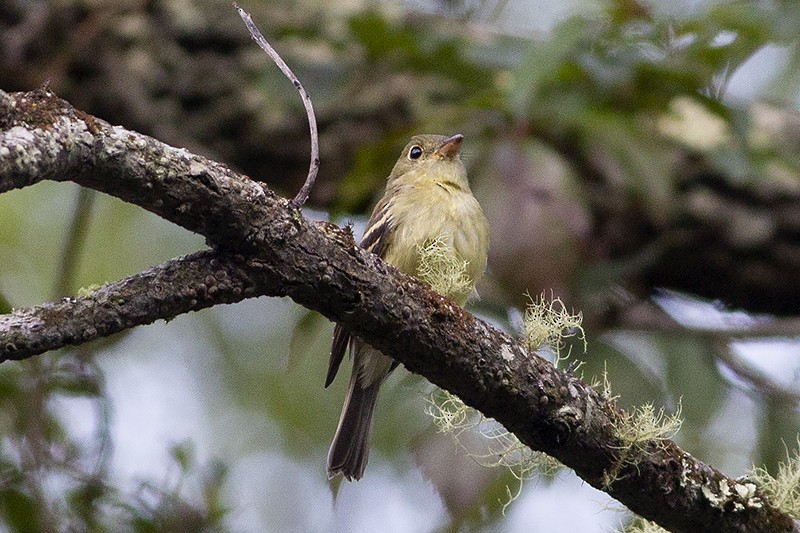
[603,402,683,488]
[415,234,473,300]
[426,291,587,512]
[588,362,620,403]
[694,476,763,513]
[751,439,800,517]
[523,291,585,368]
[425,388,479,437]
[425,388,562,513]
[620,517,670,533]
[700,478,732,509]
[77,284,103,298]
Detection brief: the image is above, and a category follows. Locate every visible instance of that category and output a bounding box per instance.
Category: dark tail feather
[327,373,380,481]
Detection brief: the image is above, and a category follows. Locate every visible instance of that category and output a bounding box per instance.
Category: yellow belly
[383,184,488,305]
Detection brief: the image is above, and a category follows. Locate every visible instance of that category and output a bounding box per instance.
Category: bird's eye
[408,146,423,160]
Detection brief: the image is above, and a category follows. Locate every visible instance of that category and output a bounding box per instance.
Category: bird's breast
[383,184,488,303]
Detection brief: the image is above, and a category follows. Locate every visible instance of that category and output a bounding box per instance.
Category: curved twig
[234,2,319,208]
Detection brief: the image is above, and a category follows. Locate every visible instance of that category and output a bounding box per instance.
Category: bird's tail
[327,371,380,481]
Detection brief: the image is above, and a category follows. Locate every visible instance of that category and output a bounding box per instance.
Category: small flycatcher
[326,133,489,480]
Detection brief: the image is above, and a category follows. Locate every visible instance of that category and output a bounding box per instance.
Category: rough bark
[1,88,799,532]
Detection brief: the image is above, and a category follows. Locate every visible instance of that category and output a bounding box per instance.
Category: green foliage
[348,11,495,93]
[333,133,408,214]
[123,442,229,533]
[758,396,800,475]
[0,354,231,532]
[337,0,800,217]
[0,488,41,533]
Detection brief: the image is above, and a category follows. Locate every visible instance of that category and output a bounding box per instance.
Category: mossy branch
[0,88,798,533]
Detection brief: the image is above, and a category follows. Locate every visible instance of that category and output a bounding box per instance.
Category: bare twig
[715,344,800,403]
[234,2,319,208]
[618,296,800,339]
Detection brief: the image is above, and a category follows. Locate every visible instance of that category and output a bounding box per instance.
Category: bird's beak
[434,134,464,159]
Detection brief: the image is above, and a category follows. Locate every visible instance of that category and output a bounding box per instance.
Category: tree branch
[0,250,261,360]
[0,88,797,533]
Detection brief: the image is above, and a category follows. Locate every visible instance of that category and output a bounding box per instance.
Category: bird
[325,133,489,481]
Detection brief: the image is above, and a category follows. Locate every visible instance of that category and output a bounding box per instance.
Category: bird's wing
[359,200,393,258]
[325,199,395,387]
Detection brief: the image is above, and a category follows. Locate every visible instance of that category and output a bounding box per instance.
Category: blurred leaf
[0,367,23,404]
[201,460,230,523]
[349,10,496,95]
[67,479,106,530]
[170,441,195,473]
[0,489,41,533]
[333,133,406,213]
[509,16,591,118]
[349,12,416,62]
[581,110,674,206]
[48,374,101,397]
[131,516,159,533]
